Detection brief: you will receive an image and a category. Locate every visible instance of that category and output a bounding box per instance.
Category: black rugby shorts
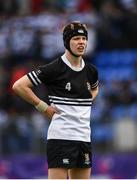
[47,139,92,168]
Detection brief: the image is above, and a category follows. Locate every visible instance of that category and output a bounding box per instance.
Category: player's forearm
[12,75,51,115]
[91,86,99,100]
[13,83,40,106]
[12,76,41,106]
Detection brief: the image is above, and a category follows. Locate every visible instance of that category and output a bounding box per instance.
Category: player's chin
[76,51,85,56]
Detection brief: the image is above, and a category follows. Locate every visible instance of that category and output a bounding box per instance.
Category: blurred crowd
[0,0,137,155]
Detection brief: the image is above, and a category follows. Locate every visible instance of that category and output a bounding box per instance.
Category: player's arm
[87,64,99,101]
[90,85,99,100]
[12,75,58,119]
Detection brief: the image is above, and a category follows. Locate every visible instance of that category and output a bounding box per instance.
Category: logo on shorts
[84,153,90,165]
[63,158,69,164]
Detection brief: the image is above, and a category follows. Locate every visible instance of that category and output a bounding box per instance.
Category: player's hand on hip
[43,105,59,120]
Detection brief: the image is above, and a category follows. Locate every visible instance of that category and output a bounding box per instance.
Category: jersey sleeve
[87,63,99,89]
[27,60,59,86]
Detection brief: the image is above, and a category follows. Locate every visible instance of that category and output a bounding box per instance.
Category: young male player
[12,21,99,179]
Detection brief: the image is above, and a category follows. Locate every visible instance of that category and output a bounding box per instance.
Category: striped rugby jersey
[27,54,98,142]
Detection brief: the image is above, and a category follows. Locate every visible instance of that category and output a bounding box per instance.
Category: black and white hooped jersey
[27,54,98,142]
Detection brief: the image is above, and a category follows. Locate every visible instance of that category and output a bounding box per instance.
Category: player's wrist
[35,100,49,112]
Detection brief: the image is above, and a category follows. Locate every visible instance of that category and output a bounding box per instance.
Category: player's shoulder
[39,57,63,72]
[85,61,98,73]
[43,57,62,68]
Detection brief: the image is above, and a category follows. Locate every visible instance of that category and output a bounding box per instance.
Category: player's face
[70,36,87,56]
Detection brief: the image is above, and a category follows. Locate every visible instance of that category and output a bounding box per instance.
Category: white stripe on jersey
[92,80,99,88]
[28,71,41,86]
[32,71,42,84]
[49,95,92,102]
[49,99,92,105]
[28,72,38,85]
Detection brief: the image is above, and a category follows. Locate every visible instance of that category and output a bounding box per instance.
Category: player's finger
[51,104,60,114]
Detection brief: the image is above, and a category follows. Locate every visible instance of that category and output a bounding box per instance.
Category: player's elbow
[91,86,99,100]
[12,80,23,94]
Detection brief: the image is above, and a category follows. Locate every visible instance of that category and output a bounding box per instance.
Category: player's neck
[65,51,82,68]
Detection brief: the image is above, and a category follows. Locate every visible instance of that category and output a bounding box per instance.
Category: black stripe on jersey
[49,98,92,103]
[27,71,41,86]
[52,102,92,106]
[50,99,92,105]
[49,96,92,106]
[32,71,42,84]
[27,73,36,86]
[91,81,99,89]
[49,96,92,102]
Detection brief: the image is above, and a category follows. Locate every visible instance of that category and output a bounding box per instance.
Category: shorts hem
[48,165,91,169]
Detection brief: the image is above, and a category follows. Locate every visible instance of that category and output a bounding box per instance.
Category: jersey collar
[61,54,85,72]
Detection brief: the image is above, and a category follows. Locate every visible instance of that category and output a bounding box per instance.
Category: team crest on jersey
[36,69,42,75]
[86,82,91,91]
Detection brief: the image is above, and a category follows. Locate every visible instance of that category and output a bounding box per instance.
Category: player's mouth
[77,46,85,51]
